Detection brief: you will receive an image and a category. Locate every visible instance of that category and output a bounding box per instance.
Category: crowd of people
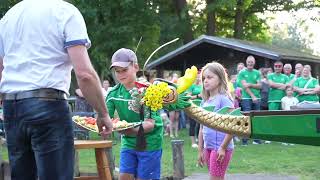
[160,55,320,148]
[234,56,319,113]
[236,57,319,112]
[231,56,319,145]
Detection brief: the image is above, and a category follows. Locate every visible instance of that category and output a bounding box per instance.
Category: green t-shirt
[106,84,163,151]
[267,73,289,102]
[286,73,295,81]
[187,84,202,105]
[237,69,261,99]
[293,77,319,102]
[187,84,202,98]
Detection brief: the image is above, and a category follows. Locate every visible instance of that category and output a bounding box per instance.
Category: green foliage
[71,0,161,79]
[242,15,272,43]
[155,0,186,57]
[271,19,314,54]
[1,0,316,80]
[193,0,272,43]
[0,0,20,18]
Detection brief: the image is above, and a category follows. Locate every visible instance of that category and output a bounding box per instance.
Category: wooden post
[73,150,80,177]
[2,162,10,180]
[0,149,2,180]
[171,140,185,179]
[0,138,5,180]
[105,147,115,179]
[95,148,112,180]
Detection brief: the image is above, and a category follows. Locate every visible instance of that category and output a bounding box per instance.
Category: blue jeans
[241,99,261,111]
[3,98,74,180]
[241,99,261,144]
[179,110,186,129]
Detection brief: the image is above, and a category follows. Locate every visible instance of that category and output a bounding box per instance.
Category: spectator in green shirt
[295,63,303,77]
[313,86,320,94]
[236,62,245,74]
[168,72,181,138]
[283,63,296,85]
[293,66,319,103]
[106,48,163,180]
[237,56,262,109]
[186,73,202,148]
[267,61,289,110]
[304,65,312,77]
[236,55,262,145]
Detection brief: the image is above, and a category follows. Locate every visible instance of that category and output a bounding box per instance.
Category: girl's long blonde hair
[200,61,231,101]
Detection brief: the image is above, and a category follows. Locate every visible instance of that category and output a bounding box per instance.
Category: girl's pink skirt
[204,148,233,178]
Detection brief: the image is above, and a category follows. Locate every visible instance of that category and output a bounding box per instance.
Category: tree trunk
[206,0,216,36]
[173,0,194,43]
[234,0,245,39]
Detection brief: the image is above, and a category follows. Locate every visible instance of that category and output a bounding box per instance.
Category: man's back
[0,1,113,179]
[0,0,90,93]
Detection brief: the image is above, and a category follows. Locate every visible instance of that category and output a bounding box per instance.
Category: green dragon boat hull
[248,110,320,146]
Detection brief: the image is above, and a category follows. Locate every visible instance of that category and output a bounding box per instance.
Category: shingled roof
[146,35,320,70]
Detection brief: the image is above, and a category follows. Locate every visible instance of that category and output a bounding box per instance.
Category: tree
[205,0,217,36]
[232,0,319,40]
[0,0,20,17]
[72,0,161,79]
[173,0,194,43]
[233,0,245,39]
[271,18,314,54]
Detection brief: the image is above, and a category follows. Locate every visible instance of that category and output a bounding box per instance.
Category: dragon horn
[142,38,180,76]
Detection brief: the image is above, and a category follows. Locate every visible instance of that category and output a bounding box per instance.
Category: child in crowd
[187,73,202,148]
[230,75,240,108]
[281,86,299,110]
[260,68,270,110]
[198,62,234,180]
[169,73,180,138]
[160,109,170,136]
[281,86,298,146]
[106,48,163,180]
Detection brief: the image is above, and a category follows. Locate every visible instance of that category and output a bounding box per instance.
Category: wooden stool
[74,140,113,180]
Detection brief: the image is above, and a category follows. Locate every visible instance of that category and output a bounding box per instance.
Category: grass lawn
[1,129,319,179]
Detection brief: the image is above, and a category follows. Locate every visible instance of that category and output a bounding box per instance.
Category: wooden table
[74,140,113,180]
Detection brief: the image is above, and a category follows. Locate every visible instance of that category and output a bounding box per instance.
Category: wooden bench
[74,140,113,180]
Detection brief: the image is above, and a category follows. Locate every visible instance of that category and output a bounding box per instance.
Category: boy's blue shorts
[120,149,162,180]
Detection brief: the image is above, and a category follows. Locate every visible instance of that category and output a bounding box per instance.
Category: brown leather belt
[1,88,68,100]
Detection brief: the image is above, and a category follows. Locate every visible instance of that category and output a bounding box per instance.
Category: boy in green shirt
[106,48,163,180]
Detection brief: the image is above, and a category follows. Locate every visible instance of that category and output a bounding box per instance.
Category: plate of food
[72,116,99,133]
[112,118,142,131]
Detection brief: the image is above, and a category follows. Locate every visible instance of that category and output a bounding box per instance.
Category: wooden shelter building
[146,35,320,78]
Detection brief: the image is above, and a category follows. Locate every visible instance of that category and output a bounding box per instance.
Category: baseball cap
[110,48,138,69]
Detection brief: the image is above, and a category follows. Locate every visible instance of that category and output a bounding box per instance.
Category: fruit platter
[112,118,142,131]
[72,116,99,133]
